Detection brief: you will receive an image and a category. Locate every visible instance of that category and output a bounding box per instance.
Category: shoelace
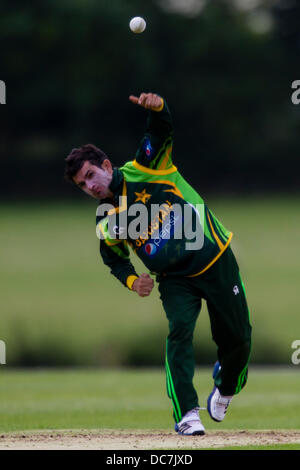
[183,407,200,421]
[216,395,231,411]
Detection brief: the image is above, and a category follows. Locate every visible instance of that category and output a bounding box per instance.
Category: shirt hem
[186,233,233,278]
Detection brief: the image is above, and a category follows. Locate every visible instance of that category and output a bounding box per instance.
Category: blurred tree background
[1,0,300,199]
[1,0,300,367]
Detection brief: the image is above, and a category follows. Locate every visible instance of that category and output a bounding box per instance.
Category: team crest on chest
[134,188,152,204]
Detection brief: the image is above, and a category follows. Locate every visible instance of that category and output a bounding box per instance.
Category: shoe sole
[207,387,222,423]
[176,430,206,436]
[174,424,205,436]
[208,362,223,422]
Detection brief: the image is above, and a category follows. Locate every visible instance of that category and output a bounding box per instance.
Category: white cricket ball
[129,17,146,34]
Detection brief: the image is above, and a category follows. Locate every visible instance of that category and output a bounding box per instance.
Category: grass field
[0,196,300,366]
[0,197,300,449]
[0,367,299,449]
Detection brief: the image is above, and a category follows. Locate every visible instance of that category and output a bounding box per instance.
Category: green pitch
[0,367,299,433]
[0,197,300,367]
[0,197,299,450]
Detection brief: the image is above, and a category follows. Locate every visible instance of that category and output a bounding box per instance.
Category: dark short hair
[64,144,109,182]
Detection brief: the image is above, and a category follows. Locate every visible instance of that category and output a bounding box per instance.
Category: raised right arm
[129,92,174,171]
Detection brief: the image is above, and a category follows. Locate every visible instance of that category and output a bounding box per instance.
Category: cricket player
[64,92,252,435]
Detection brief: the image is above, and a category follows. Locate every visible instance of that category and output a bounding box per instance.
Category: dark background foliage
[1,0,299,200]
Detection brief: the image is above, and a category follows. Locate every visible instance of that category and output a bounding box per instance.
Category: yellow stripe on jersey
[187,233,233,278]
[207,211,224,250]
[147,179,184,199]
[157,144,172,170]
[97,221,122,246]
[132,160,177,175]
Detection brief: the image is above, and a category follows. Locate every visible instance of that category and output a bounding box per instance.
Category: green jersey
[96,98,232,289]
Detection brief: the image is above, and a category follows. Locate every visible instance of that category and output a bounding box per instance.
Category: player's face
[73,160,114,200]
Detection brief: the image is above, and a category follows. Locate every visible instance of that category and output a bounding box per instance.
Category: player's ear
[101,159,113,174]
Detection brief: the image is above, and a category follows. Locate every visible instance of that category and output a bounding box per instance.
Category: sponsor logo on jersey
[143,138,154,159]
[135,200,173,250]
[145,243,157,255]
[144,205,183,257]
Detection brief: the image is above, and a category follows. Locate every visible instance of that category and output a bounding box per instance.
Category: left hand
[129,92,163,111]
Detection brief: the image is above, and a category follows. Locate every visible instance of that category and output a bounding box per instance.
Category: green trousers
[158,246,252,423]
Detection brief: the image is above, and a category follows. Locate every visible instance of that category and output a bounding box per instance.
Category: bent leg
[202,248,252,396]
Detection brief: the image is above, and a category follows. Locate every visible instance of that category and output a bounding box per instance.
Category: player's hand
[132,273,154,297]
[129,93,164,112]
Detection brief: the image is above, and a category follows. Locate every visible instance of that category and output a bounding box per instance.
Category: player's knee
[168,320,195,343]
[241,339,251,362]
[232,339,251,368]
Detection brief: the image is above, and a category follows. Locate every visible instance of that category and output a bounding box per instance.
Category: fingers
[138,93,150,107]
[139,278,154,294]
[136,273,154,297]
[139,274,153,286]
[129,93,163,111]
[129,93,148,107]
[139,289,153,297]
[129,95,139,104]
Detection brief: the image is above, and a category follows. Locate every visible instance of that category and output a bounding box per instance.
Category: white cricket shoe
[207,386,233,422]
[174,407,205,435]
